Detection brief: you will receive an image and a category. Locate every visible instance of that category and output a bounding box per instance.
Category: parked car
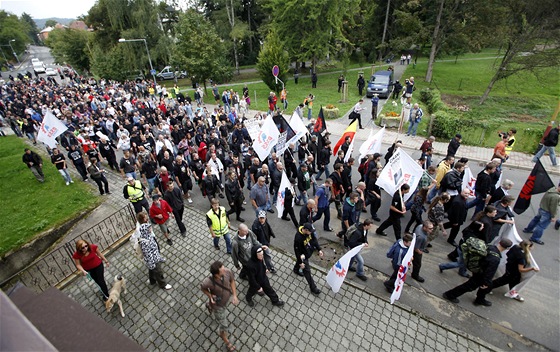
[32,61,46,74]
[45,67,57,76]
[156,66,187,80]
[366,70,394,98]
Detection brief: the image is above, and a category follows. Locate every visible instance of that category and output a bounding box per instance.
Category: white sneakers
[188,198,193,203]
[66,182,69,186]
[505,290,525,302]
[164,284,173,290]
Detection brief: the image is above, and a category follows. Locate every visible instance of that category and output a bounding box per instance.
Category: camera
[498,131,507,139]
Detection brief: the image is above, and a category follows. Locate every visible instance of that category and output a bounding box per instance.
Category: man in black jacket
[246,246,284,307]
[467,162,497,215]
[345,219,373,281]
[281,178,299,228]
[293,223,324,295]
[447,133,462,158]
[443,238,512,306]
[224,170,245,222]
[439,161,465,211]
[316,141,332,180]
[444,188,470,246]
[164,181,187,236]
[251,211,276,273]
[22,148,44,182]
[98,136,120,172]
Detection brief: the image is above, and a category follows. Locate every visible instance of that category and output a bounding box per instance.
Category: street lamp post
[8,39,19,64]
[118,38,157,85]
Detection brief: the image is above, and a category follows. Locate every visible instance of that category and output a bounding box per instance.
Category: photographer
[492,133,508,163]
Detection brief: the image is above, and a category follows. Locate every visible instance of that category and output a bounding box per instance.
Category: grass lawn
[380,49,559,153]
[0,136,99,257]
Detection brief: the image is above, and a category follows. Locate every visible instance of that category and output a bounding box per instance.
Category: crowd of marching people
[2,71,558,351]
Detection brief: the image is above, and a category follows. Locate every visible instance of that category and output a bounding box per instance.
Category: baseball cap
[258,210,267,218]
[302,223,315,232]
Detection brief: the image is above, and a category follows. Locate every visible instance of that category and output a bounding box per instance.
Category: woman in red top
[72,239,110,300]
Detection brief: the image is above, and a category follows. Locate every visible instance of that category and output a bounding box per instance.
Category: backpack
[386,241,400,259]
[343,224,359,247]
[304,98,309,106]
[461,237,490,273]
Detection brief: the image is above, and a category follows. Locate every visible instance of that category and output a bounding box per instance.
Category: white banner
[252,115,279,161]
[492,224,539,294]
[326,244,365,293]
[358,127,385,162]
[286,112,308,147]
[375,148,423,201]
[275,171,291,217]
[462,166,477,199]
[244,118,261,142]
[390,234,416,304]
[36,111,68,148]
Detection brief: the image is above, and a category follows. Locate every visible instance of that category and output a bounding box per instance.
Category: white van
[33,61,46,73]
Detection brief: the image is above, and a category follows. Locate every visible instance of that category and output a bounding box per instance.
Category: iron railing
[13,205,136,293]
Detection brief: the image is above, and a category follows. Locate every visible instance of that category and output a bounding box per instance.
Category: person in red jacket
[149,194,175,245]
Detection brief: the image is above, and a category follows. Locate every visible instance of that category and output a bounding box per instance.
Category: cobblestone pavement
[62,206,497,352]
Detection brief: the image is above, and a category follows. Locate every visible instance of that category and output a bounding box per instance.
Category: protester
[345,219,373,281]
[245,246,285,307]
[22,148,44,183]
[51,148,73,185]
[72,239,110,300]
[532,123,558,166]
[136,212,173,290]
[88,157,110,195]
[522,182,560,245]
[376,184,410,240]
[384,233,413,292]
[293,223,323,295]
[411,220,433,283]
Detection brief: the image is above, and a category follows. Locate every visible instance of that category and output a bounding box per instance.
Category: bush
[431,110,461,139]
[419,88,445,114]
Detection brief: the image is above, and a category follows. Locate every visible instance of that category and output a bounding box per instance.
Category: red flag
[513,160,554,214]
[332,120,358,156]
[313,107,327,134]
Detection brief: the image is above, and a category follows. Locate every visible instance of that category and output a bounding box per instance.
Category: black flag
[313,107,327,134]
[513,160,554,214]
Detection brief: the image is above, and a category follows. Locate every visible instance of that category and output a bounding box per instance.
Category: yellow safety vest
[505,136,516,154]
[207,207,229,237]
[126,180,144,202]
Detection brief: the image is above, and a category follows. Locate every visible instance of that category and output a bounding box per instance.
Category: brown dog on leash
[105,275,127,317]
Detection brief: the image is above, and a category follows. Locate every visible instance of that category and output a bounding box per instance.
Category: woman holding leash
[73,239,110,300]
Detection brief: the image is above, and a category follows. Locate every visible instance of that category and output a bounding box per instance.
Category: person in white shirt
[349,99,365,129]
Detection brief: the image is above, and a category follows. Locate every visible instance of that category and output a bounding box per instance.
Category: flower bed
[324,107,340,119]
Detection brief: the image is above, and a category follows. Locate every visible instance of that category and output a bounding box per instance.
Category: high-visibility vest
[206,207,229,237]
[505,136,516,154]
[127,180,144,202]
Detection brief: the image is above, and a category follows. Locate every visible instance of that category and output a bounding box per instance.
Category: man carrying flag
[333,120,358,158]
[514,160,554,215]
[522,181,560,245]
[326,242,366,293]
[384,234,415,300]
[345,219,374,281]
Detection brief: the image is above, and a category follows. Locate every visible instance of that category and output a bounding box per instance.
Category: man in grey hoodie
[232,223,273,279]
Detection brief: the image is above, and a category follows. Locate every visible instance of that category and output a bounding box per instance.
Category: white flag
[252,115,279,161]
[462,166,477,198]
[326,244,365,293]
[492,224,539,295]
[358,127,385,162]
[275,171,291,217]
[286,112,308,146]
[375,148,423,201]
[390,234,416,304]
[36,111,68,148]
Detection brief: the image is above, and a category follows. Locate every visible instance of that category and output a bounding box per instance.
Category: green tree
[44,19,57,28]
[45,28,92,72]
[256,29,290,93]
[479,0,560,104]
[0,11,30,65]
[173,10,232,89]
[20,13,40,45]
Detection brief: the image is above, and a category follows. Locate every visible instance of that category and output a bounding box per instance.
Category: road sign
[272,65,279,77]
[150,69,156,75]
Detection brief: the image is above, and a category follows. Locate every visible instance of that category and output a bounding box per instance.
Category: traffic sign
[150,69,156,75]
[272,65,279,77]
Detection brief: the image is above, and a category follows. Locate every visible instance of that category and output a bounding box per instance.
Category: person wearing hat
[123,176,150,214]
[293,223,323,295]
[232,223,271,280]
[251,211,277,273]
[245,246,284,308]
[371,94,379,120]
[149,194,174,246]
[281,177,299,228]
[447,134,462,158]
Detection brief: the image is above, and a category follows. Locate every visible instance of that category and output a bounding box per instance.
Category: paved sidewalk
[62,206,497,352]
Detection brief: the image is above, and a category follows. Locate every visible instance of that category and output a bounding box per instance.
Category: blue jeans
[146,176,157,195]
[213,232,232,253]
[349,252,365,276]
[466,195,486,214]
[125,171,137,180]
[532,145,557,166]
[439,247,468,276]
[256,202,272,217]
[58,169,73,183]
[525,208,552,242]
[316,165,331,180]
[297,190,309,205]
[307,108,313,120]
[427,186,440,203]
[407,121,419,136]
